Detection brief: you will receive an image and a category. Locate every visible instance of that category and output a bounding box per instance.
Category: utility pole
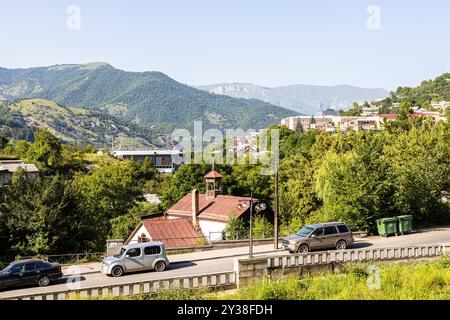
[274,170,279,250]
[249,191,253,258]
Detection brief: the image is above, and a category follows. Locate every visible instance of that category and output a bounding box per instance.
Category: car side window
[144,246,161,256]
[11,264,23,274]
[312,228,324,237]
[37,261,51,269]
[324,226,338,235]
[337,225,350,233]
[126,248,141,258]
[24,263,36,272]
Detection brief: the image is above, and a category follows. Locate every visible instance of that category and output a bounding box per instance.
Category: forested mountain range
[0,63,297,141]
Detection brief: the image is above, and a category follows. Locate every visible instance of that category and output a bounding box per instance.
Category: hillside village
[281,103,448,132]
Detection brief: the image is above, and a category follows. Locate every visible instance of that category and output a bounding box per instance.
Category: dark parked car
[0,259,62,290]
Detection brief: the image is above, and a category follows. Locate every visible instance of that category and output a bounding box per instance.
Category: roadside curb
[170,248,285,264]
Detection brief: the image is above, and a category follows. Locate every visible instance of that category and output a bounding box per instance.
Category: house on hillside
[126,213,206,249]
[0,159,40,184]
[125,170,273,248]
[166,170,273,241]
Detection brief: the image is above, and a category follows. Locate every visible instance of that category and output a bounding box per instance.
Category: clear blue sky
[1,0,449,90]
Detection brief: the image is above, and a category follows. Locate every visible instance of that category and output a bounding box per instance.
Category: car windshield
[114,247,126,258]
[0,266,10,275]
[296,226,314,237]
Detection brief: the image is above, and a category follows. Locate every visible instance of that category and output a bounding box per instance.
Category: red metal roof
[167,194,254,222]
[141,218,205,249]
[204,170,223,179]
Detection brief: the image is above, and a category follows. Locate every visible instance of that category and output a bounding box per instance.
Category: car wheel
[336,240,347,250]
[37,275,50,287]
[155,261,166,272]
[297,244,309,253]
[111,266,124,277]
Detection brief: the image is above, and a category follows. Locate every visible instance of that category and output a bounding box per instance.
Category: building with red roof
[126,216,206,249]
[125,170,272,247]
[166,171,272,241]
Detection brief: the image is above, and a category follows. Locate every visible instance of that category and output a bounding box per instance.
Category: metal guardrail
[6,271,237,300]
[267,244,445,269]
[13,252,106,266]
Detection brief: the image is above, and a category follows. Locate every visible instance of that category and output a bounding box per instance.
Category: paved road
[1,227,449,299]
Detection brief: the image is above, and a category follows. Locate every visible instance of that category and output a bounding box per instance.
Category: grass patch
[70,257,450,300]
[214,258,450,300]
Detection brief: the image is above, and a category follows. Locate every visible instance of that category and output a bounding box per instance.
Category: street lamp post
[274,170,279,249]
[249,192,254,258]
[249,194,266,259]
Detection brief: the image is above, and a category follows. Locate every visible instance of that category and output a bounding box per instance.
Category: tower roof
[204,170,223,179]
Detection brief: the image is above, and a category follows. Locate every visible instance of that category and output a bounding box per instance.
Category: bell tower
[204,170,223,200]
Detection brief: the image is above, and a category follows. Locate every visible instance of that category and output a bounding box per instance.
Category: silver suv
[101,242,170,277]
[282,222,354,253]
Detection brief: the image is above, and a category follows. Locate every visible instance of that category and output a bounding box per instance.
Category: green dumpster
[397,215,413,235]
[376,217,398,237]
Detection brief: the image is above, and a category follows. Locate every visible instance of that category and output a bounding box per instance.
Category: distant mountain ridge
[0,63,297,140]
[195,83,389,115]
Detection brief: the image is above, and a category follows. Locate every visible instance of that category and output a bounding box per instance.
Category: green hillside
[393,72,450,106]
[0,63,297,133]
[0,99,165,148]
[344,72,450,115]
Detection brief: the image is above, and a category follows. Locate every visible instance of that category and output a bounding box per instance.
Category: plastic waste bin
[397,215,413,235]
[376,217,398,237]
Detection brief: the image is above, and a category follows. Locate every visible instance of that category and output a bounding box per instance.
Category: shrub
[252,216,273,239]
[224,215,247,240]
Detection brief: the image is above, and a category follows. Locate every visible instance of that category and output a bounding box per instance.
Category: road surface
[1,227,449,299]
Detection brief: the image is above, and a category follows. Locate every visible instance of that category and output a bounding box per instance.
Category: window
[37,261,52,269]
[11,264,23,274]
[337,225,350,233]
[324,226,338,235]
[24,263,36,272]
[296,226,314,237]
[114,247,126,259]
[312,228,324,237]
[126,248,141,258]
[139,233,148,243]
[144,246,161,256]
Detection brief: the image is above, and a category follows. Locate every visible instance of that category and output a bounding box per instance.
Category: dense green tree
[26,129,62,172]
[313,151,390,231]
[384,124,450,225]
[224,215,247,240]
[0,135,8,150]
[252,215,274,239]
[159,163,212,210]
[0,172,98,258]
[278,154,319,227]
[110,201,159,240]
[1,140,30,158]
